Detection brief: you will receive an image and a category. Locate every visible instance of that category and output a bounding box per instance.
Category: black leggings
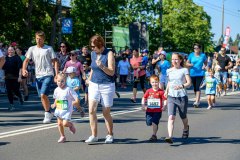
[5,79,22,104]
[191,76,204,92]
[120,75,127,84]
[133,75,146,90]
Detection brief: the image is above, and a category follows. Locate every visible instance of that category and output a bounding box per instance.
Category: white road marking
[0,108,141,139]
[0,91,239,139]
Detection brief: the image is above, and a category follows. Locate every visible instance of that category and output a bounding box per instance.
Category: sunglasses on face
[60,46,66,48]
[70,54,76,56]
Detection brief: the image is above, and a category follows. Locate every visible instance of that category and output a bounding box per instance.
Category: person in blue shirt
[66,66,85,116]
[156,51,171,90]
[200,69,219,110]
[186,43,207,108]
[231,66,240,91]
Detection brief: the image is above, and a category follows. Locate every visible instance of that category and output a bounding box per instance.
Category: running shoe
[131,98,137,103]
[207,106,212,110]
[58,136,66,143]
[193,102,200,108]
[165,137,173,144]
[105,135,114,144]
[149,135,157,142]
[85,135,98,143]
[43,112,53,124]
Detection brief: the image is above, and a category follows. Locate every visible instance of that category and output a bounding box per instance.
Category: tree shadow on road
[168,137,240,147]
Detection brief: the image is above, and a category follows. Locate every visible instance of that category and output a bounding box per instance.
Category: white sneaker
[105,135,114,144]
[85,135,98,143]
[193,102,200,108]
[43,112,53,124]
[207,106,212,110]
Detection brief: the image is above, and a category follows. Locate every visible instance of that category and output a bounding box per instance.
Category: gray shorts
[167,96,188,119]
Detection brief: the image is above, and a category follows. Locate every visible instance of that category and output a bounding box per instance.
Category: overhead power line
[195,0,240,18]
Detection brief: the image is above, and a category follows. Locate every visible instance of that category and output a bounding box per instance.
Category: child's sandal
[182,125,189,139]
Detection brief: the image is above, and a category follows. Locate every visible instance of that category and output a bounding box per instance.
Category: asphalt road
[0,87,240,160]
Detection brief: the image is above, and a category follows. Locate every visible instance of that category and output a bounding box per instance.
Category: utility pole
[159,0,163,47]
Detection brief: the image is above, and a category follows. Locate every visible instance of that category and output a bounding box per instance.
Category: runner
[2,46,23,110]
[130,49,146,103]
[164,53,191,144]
[117,53,131,88]
[51,73,80,143]
[200,68,219,109]
[216,47,233,96]
[56,41,70,72]
[156,51,171,90]
[16,47,29,101]
[186,43,207,108]
[141,75,166,142]
[85,35,115,143]
[22,31,59,123]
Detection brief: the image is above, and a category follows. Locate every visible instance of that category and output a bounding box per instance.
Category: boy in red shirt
[141,75,167,142]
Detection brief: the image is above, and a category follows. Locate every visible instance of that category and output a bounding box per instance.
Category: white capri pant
[88,81,115,107]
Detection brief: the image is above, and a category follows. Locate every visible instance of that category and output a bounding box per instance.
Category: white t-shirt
[26,45,56,78]
[53,86,78,120]
[118,60,130,75]
[167,67,189,97]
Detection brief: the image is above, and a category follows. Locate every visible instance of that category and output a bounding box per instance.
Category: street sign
[62,18,73,34]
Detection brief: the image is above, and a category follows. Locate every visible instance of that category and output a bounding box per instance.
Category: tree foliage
[0,0,214,53]
[69,0,125,48]
[162,0,213,53]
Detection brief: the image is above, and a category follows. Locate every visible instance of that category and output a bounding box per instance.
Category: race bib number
[147,99,160,109]
[232,75,237,81]
[206,82,213,88]
[56,100,68,110]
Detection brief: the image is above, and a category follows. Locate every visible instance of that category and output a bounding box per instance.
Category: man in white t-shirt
[22,31,59,123]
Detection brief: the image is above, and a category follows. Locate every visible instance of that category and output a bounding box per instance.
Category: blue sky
[62,0,239,42]
[193,0,240,42]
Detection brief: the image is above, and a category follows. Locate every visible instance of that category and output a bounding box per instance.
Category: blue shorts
[36,76,53,96]
[219,72,228,84]
[146,112,162,126]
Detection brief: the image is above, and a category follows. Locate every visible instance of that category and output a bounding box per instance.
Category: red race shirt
[143,88,166,112]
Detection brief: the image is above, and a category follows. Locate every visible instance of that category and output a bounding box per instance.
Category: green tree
[0,0,59,48]
[117,0,213,53]
[162,0,213,53]
[69,0,125,48]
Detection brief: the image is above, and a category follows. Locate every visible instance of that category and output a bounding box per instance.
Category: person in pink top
[63,50,85,78]
[130,49,146,103]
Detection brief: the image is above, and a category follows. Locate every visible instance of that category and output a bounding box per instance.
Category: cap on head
[142,49,149,54]
[160,50,166,56]
[65,66,77,73]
